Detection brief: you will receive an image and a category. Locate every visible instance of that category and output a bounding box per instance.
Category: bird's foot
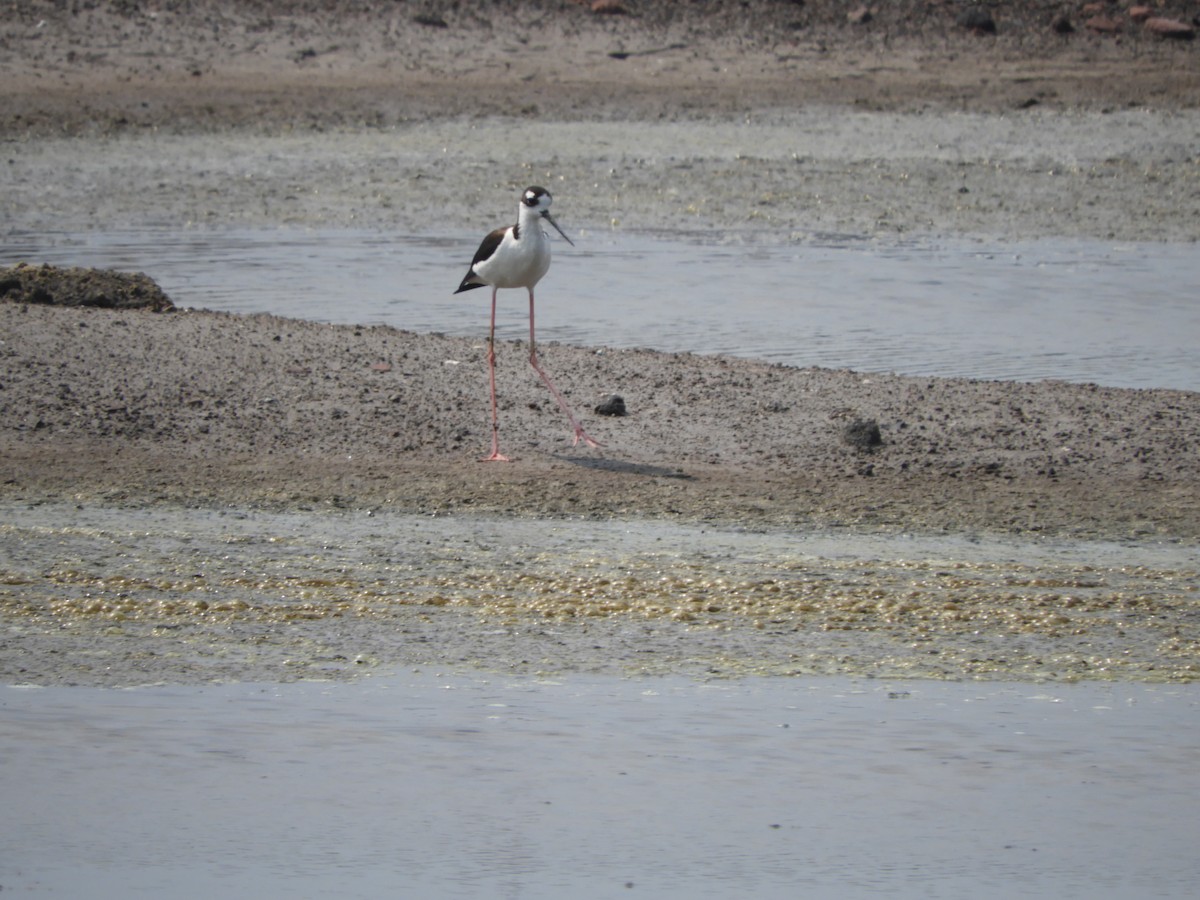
[572,429,603,449]
[480,449,511,462]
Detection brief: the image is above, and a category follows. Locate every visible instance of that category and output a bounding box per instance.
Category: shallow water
[4,229,1197,391]
[3,672,1198,899]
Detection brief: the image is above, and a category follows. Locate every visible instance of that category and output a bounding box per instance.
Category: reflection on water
[4,673,1199,899]
[3,228,1197,391]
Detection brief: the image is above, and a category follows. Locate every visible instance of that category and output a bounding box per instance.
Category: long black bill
[542,211,575,246]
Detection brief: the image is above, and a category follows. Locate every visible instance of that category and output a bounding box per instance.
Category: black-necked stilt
[454,186,601,461]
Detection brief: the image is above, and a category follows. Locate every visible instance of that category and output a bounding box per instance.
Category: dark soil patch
[1,264,175,312]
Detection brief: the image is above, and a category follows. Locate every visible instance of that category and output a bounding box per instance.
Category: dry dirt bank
[3,300,1198,541]
[4,0,1200,137]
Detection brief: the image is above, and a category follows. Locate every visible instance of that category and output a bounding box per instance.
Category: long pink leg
[528,287,602,448]
[481,287,510,461]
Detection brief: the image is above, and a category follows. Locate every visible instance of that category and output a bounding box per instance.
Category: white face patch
[523,187,551,209]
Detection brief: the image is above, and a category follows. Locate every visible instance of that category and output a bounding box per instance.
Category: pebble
[847,6,873,25]
[594,394,627,417]
[1085,16,1123,35]
[1143,17,1195,39]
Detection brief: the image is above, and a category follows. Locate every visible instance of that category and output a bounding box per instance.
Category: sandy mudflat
[4,1,1200,241]
[2,1,1199,686]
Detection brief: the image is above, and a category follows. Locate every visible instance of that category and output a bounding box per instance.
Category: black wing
[453,226,509,294]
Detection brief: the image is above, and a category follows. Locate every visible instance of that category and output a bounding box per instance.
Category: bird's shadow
[550,454,694,480]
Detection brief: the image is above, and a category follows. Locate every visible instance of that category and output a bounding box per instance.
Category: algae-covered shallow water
[3,672,1199,899]
[2,501,1196,686]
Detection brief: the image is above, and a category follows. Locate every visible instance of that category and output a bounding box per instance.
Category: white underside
[474,224,551,290]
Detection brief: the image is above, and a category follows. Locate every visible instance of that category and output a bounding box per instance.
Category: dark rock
[594,394,627,416]
[957,8,997,34]
[412,14,448,29]
[1050,14,1075,34]
[843,417,883,451]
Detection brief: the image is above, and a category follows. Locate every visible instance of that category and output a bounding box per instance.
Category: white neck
[518,205,547,241]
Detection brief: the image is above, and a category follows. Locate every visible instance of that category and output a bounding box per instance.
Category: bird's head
[522,186,574,246]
